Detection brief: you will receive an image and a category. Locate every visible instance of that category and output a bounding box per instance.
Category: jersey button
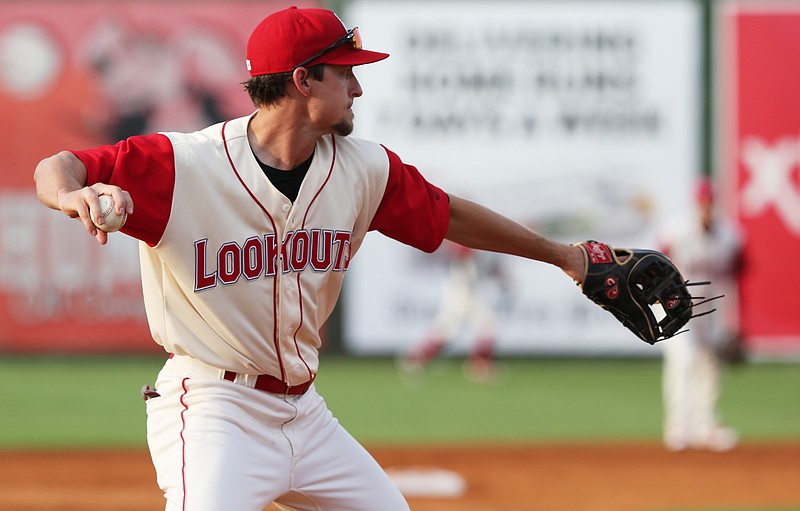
[282,204,290,212]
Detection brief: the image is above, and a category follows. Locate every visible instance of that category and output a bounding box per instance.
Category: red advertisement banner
[0,1,310,351]
[721,4,800,354]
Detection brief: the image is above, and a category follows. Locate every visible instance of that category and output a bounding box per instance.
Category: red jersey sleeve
[71,134,176,247]
[369,147,450,253]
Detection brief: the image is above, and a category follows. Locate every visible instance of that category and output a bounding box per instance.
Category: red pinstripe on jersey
[220,120,288,381]
[179,377,190,510]
[292,134,339,381]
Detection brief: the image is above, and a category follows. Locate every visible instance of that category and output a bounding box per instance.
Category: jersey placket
[275,198,306,385]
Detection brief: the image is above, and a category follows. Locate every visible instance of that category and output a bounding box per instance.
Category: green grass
[0,355,797,448]
[319,358,669,444]
[0,355,165,448]
[317,357,800,444]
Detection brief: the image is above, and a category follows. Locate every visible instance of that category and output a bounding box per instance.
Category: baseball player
[399,241,504,383]
[34,6,588,511]
[660,178,744,451]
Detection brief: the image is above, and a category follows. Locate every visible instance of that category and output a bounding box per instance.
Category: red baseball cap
[695,177,714,203]
[246,6,389,76]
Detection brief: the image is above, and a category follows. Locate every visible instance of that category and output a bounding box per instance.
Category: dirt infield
[0,443,798,511]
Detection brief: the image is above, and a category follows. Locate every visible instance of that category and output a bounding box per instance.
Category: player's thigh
[145,373,194,508]
[279,397,409,511]
[147,374,294,511]
[662,334,697,369]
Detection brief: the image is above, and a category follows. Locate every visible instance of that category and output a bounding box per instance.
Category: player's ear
[291,68,312,97]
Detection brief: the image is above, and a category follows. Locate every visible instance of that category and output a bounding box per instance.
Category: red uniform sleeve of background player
[369,147,450,253]
[71,134,175,247]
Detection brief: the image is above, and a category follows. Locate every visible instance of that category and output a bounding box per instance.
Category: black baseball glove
[575,241,717,344]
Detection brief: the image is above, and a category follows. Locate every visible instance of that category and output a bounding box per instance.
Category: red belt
[223,371,312,395]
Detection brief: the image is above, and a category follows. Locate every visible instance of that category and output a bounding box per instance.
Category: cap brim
[314,48,390,68]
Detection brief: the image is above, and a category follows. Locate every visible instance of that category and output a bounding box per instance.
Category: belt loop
[241,373,257,388]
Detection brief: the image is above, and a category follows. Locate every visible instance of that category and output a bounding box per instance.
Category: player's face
[699,198,714,231]
[311,65,363,136]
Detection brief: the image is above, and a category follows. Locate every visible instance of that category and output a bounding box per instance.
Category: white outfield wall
[342,0,703,356]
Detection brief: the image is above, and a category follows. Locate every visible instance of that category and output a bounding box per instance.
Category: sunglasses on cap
[294,27,363,70]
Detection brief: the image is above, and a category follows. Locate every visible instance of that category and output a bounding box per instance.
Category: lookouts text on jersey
[72,113,450,386]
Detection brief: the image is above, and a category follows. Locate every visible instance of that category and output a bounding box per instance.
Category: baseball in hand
[94,194,127,233]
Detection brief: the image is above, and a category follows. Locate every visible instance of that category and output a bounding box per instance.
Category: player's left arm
[445,194,585,283]
[370,148,584,282]
[447,195,708,344]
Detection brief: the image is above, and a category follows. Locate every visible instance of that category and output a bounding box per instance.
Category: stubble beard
[332,113,354,137]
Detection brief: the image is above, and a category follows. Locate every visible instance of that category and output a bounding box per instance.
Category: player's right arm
[35,134,174,246]
[34,151,132,245]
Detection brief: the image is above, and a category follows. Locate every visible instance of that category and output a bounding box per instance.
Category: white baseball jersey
[662,218,742,342]
[73,113,450,385]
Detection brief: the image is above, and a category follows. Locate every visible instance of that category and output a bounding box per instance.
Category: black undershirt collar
[255,152,314,203]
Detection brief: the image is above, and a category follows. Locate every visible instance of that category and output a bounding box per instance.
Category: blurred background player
[659,177,745,451]
[399,241,508,384]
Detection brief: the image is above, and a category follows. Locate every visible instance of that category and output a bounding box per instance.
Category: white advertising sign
[342,0,702,355]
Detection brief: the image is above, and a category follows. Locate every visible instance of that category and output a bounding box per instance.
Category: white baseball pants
[661,332,723,443]
[145,356,409,511]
